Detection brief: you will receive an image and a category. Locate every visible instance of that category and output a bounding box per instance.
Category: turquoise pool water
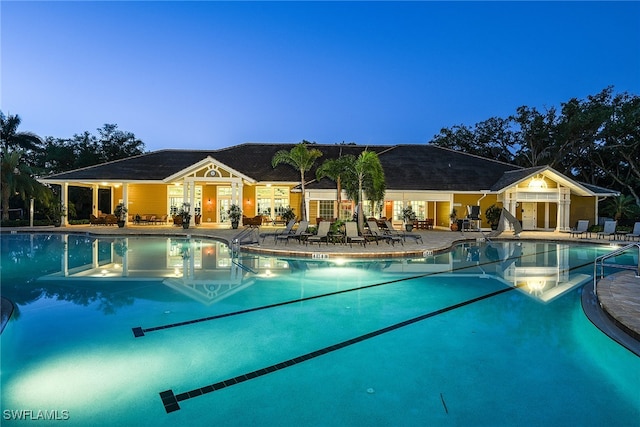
[1,234,638,426]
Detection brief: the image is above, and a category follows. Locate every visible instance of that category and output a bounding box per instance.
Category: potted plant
[47,201,67,227]
[402,206,417,231]
[281,206,296,223]
[114,203,128,228]
[485,204,502,230]
[449,208,458,231]
[227,204,242,229]
[178,202,192,229]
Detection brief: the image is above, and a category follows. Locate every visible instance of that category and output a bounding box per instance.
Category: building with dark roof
[40,143,617,231]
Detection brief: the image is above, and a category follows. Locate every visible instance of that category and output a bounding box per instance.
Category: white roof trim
[163,156,255,183]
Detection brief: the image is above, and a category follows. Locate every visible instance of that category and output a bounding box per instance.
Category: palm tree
[1,151,49,221]
[342,150,386,232]
[602,194,637,221]
[0,112,43,154]
[316,151,356,219]
[271,142,323,222]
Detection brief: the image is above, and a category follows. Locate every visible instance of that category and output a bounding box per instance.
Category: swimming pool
[1,234,638,426]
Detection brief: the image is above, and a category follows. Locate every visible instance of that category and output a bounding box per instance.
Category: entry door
[218,198,231,223]
[521,203,537,230]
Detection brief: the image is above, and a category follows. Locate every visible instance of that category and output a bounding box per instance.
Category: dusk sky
[2,1,639,152]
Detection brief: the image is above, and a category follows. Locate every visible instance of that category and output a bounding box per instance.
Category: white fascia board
[163,156,255,183]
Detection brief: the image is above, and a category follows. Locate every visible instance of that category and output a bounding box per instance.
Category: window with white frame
[256,186,289,218]
[318,200,334,219]
[410,201,426,220]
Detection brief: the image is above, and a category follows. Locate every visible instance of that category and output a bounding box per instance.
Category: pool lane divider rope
[159,285,518,413]
[134,252,533,338]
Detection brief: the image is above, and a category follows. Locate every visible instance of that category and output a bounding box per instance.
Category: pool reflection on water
[1,234,638,426]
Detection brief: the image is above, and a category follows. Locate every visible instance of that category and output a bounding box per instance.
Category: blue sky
[2,1,639,152]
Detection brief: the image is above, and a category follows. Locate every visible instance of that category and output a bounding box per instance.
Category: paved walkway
[4,224,639,351]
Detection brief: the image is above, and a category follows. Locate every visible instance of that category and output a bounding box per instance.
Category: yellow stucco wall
[127,184,168,216]
[290,192,302,220]
[242,186,256,217]
[570,196,596,226]
[308,200,319,224]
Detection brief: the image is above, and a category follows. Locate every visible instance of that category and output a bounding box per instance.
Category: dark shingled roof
[45,143,610,195]
[489,166,546,192]
[377,145,520,191]
[44,143,394,183]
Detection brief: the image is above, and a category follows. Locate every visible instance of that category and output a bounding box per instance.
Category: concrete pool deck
[3,224,639,354]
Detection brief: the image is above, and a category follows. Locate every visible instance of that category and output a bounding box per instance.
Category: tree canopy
[0,113,145,222]
[430,87,640,207]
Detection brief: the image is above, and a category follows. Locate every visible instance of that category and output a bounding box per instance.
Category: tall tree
[1,151,49,220]
[431,118,516,163]
[595,91,640,206]
[341,150,386,232]
[271,141,323,222]
[316,150,356,219]
[511,105,558,167]
[0,112,43,154]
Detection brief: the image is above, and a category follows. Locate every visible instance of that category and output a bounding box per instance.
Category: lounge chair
[306,221,331,246]
[260,219,296,243]
[597,220,617,240]
[569,220,590,238]
[345,222,366,247]
[276,220,309,245]
[625,222,640,241]
[384,220,423,244]
[367,220,403,246]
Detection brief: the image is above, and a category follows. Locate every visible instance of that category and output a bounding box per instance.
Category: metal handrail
[593,242,640,292]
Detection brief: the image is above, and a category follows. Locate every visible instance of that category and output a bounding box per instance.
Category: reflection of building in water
[41,237,591,305]
[487,241,591,303]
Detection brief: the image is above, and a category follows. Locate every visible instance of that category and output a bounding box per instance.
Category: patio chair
[344,222,366,247]
[306,221,331,246]
[367,220,403,246]
[90,214,106,225]
[384,220,423,244]
[260,219,296,243]
[625,222,640,241]
[464,205,481,230]
[597,220,617,240]
[569,220,590,238]
[276,220,309,245]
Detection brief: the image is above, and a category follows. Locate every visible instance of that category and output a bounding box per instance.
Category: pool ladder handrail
[593,242,640,293]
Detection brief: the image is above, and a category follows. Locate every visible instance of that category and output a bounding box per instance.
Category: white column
[29,197,34,227]
[61,183,69,227]
[122,183,129,224]
[92,184,99,216]
[189,181,196,225]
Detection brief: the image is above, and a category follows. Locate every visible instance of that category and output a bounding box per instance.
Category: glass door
[217,187,232,223]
